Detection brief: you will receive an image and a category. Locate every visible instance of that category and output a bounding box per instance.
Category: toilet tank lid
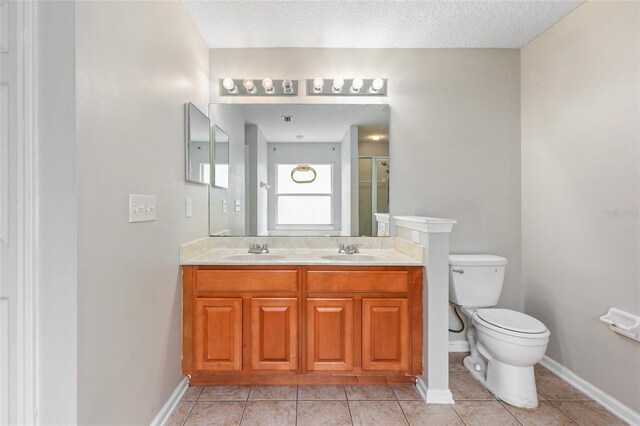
[449,254,507,266]
[475,309,547,334]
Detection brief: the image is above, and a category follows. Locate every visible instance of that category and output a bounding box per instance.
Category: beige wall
[75,1,209,423]
[522,1,640,412]
[209,48,522,331]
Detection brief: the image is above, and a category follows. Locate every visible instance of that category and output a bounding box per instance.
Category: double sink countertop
[180,237,423,266]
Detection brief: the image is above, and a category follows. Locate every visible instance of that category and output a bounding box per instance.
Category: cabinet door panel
[306,299,354,371]
[251,298,298,370]
[194,298,242,372]
[362,298,409,371]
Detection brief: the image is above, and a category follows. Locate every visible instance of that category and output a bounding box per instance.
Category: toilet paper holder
[599,308,640,343]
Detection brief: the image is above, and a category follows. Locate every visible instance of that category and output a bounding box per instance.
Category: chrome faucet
[338,243,360,254]
[248,243,269,254]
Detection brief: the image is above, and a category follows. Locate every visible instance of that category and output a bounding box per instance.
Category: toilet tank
[449,254,507,308]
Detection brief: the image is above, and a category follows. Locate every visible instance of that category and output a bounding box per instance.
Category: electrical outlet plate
[234,200,241,212]
[129,194,157,223]
[222,200,227,213]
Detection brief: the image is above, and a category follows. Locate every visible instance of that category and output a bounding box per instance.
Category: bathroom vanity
[180,243,423,385]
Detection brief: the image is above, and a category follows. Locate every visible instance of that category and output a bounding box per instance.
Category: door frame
[14,0,37,423]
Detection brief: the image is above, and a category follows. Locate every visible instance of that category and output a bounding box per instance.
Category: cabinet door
[250,298,298,370]
[194,298,242,372]
[362,298,409,371]
[306,299,354,371]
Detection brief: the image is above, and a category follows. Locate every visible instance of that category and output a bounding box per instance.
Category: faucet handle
[338,243,345,253]
[262,243,269,253]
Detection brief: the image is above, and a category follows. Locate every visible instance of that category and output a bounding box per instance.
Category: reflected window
[276,164,332,225]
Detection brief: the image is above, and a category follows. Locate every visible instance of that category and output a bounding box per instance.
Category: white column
[394,216,457,404]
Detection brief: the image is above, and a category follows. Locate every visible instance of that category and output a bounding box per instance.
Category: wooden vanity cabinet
[182,265,422,384]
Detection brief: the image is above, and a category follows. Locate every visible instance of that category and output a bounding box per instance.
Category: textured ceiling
[242,104,389,142]
[182,0,583,49]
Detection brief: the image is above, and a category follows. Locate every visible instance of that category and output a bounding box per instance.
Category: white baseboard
[416,376,454,404]
[540,356,639,426]
[150,377,188,426]
[449,340,470,352]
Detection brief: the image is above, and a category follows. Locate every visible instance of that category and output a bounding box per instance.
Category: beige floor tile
[349,401,409,426]
[534,363,551,374]
[346,385,396,400]
[400,401,464,425]
[241,401,296,426]
[298,385,346,400]
[165,401,194,426]
[552,401,626,426]
[449,371,494,400]
[296,400,352,426]
[453,400,519,426]
[182,386,204,401]
[502,400,575,425]
[248,385,297,400]
[184,402,244,426]
[536,372,591,401]
[199,386,250,401]
[449,353,467,371]
[392,385,423,401]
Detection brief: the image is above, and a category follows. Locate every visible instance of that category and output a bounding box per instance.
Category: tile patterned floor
[166,353,627,426]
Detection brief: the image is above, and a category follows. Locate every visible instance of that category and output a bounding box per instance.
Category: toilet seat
[473,309,548,337]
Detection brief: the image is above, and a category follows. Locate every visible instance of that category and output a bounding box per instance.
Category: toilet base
[464,355,539,408]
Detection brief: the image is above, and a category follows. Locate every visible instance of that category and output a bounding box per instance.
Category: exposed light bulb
[351,77,364,92]
[243,79,256,93]
[222,77,237,93]
[262,78,274,93]
[370,77,384,93]
[313,77,324,92]
[332,78,344,92]
[371,135,381,141]
[282,79,293,93]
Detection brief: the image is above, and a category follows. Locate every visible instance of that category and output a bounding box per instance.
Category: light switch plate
[234,200,241,212]
[411,230,420,244]
[185,198,192,218]
[129,194,157,223]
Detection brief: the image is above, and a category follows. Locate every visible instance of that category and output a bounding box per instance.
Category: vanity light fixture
[243,79,256,94]
[371,135,381,141]
[219,78,298,96]
[222,77,238,94]
[313,78,324,92]
[332,78,345,92]
[262,78,274,93]
[306,78,387,96]
[351,77,364,93]
[370,77,384,94]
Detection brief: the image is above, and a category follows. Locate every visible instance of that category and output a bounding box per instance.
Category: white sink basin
[222,254,286,262]
[321,254,381,262]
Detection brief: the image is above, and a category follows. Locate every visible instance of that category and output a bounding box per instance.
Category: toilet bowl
[450,255,550,408]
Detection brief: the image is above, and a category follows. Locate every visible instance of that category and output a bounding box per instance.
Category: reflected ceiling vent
[282,116,293,123]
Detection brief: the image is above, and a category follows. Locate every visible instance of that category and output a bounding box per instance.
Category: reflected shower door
[358,157,389,236]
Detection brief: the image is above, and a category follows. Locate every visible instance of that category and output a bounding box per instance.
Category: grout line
[545,399,580,425]
[451,403,468,426]
[394,390,412,426]
[346,399,355,426]
[181,401,196,426]
[237,386,250,426]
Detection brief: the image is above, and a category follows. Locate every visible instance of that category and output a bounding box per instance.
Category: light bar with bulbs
[219,78,298,96]
[306,78,387,96]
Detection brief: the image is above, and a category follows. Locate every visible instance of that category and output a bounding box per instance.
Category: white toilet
[449,254,550,408]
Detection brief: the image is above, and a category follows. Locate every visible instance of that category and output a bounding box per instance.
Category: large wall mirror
[209,104,390,237]
[185,103,212,185]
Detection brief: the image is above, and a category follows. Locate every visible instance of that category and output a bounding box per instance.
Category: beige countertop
[180,248,422,266]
